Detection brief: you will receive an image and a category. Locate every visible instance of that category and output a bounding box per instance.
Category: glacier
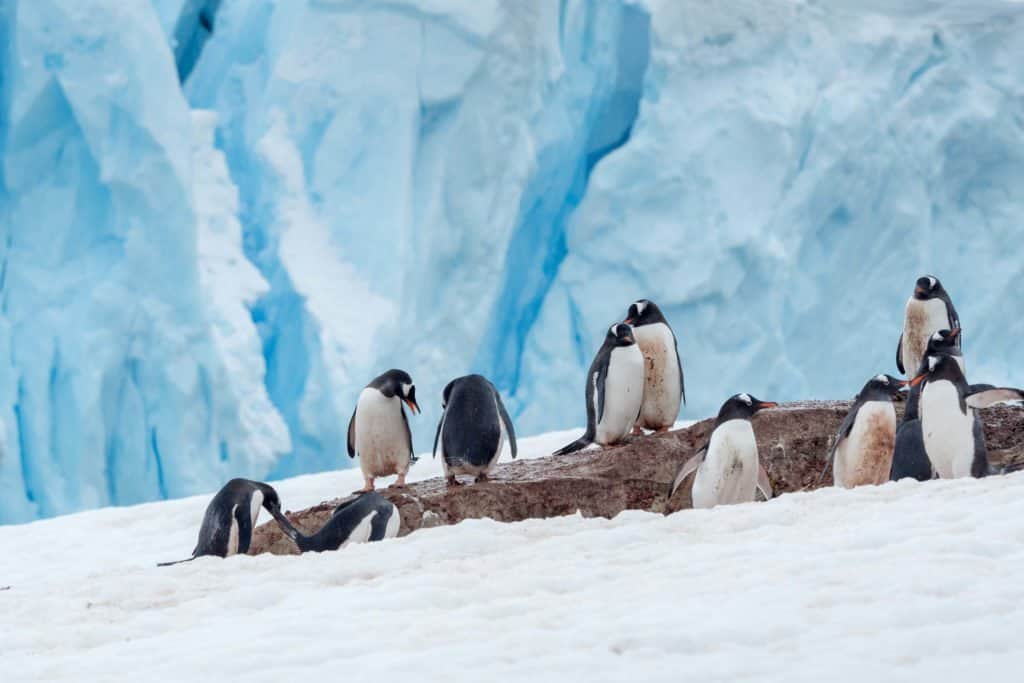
[2,0,1024,522]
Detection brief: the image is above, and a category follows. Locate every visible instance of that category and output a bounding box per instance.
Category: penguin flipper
[400,405,417,464]
[552,436,591,456]
[495,393,518,459]
[156,555,198,568]
[433,409,445,460]
[671,327,686,406]
[965,386,1024,409]
[896,333,905,375]
[235,504,254,555]
[347,407,357,458]
[669,446,706,497]
[820,404,858,485]
[756,464,773,500]
[944,297,962,348]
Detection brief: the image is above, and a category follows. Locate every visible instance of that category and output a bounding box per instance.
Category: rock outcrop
[249,401,1024,556]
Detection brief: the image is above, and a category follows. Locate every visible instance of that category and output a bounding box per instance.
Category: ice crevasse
[1,0,1023,522]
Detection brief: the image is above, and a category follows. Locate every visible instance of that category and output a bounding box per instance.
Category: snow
[2,427,1024,681]
[4,0,1024,521]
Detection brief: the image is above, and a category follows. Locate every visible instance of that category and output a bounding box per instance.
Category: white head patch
[928,356,938,371]
[610,324,619,336]
[875,374,888,383]
[738,393,752,405]
[401,382,413,397]
[931,330,944,342]
[635,300,648,316]
[927,276,936,289]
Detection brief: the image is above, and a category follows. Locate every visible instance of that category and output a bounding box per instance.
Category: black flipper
[433,410,445,459]
[347,407,357,458]
[156,555,198,568]
[552,436,591,456]
[495,393,518,459]
[235,504,254,555]
[400,403,417,464]
[819,402,860,485]
[896,332,905,375]
[671,327,686,405]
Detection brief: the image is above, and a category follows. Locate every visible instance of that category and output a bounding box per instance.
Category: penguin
[433,374,517,486]
[347,369,420,492]
[158,479,282,566]
[903,328,963,419]
[896,275,960,377]
[911,354,1024,478]
[890,376,933,482]
[623,299,685,433]
[669,394,777,508]
[271,492,400,553]
[822,374,905,488]
[553,323,645,455]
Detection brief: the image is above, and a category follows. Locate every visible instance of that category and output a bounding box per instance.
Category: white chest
[903,298,949,372]
[594,344,645,444]
[693,419,759,508]
[834,401,896,487]
[634,323,682,428]
[920,381,975,478]
[354,388,410,475]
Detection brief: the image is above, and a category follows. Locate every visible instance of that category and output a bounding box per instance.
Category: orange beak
[910,373,927,387]
[758,401,778,409]
[915,287,926,296]
[949,327,961,339]
[624,318,634,325]
[404,398,420,415]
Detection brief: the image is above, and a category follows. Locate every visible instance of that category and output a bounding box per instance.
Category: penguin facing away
[348,369,421,492]
[623,299,685,433]
[890,376,933,482]
[158,479,282,566]
[553,323,645,456]
[433,374,517,486]
[896,275,960,377]
[911,354,1024,478]
[670,394,777,509]
[271,492,400,553]
[823,374,905,488]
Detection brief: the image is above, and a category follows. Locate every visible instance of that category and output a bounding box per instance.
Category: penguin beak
[624,334,635,344]
[910,373,927,387]
[949,327,961,339]
[915,286,927,296]
[404,398,420,415]
[756,401,778,410]
[624,318,635,325]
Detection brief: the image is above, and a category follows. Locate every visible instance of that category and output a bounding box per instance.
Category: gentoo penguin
[823,374,905,488]
[896,275,960,377]
[904,328,963,419]
[623,299,685,433]
[553,323,645,455]
[272,492,400,553]
[912,354,1024,478]
[669,394,777,508]
[890,378,933,482]
[433,374,517,486]
[347,369,421,492]
[158,479,282,566]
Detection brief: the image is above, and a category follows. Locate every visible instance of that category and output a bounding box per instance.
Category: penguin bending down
[553,323,645,456]
[823,375,905,488]
[348,369,420,492]
[623,299,685,433]
[272,492,400,553]
[433,374,517,486]
[669,394,777,509]
[911,354,1024,478]
[896,275,960,377]
[158,479,282,566]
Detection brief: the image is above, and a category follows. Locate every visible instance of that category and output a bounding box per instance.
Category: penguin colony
[163,276,1023,565]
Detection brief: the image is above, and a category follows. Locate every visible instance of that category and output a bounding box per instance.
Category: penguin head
[913,275,944,300]
[624,299,666,326]
[861,374,907,401]
[910,353,964,387]
[375,369,421,414]
[607,323,637,347]
[926,328,960,354]
[253,482,282,513]
[717,393,777,422]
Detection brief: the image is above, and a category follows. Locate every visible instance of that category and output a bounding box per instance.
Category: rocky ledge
[249,401,1024,556]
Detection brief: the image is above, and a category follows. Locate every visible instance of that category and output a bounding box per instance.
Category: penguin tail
[156,555,198,568]
[552,436,591,456]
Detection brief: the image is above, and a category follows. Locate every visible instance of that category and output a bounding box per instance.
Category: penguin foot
[390,474,407,489]
[446,476,462,487]
[356,478,375,493]
[631,426,644,436]
[655,427,670,434]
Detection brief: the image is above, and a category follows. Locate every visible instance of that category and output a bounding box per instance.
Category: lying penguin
[553,323,644,455]
[433,374,517,486]
[822,375,905,488]
[271,492,400,553]
[158,479,283,566]
[669,394,776,508]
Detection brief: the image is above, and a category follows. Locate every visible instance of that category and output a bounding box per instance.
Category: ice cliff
[1,0,1022,521]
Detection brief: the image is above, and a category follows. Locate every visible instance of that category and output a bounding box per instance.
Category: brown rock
[249,400,1024,556]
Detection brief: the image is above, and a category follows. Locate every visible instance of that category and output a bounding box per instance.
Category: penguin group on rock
[162,274,1023,567]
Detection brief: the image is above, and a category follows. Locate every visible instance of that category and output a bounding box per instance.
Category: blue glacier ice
[1,0,1023,522]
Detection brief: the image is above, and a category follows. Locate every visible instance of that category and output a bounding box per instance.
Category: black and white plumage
[624,299,685,432]
[823,374,905,488]
[912,354,1024,478]
[890,378,933,482]
[433,374,517,486]
[669,394,776,509]
[896,275,961,377]
[347,369,420,492]
[272,492,400,553]
[158,479,282,566]
[553,323,645,456]
[903,328,964,419]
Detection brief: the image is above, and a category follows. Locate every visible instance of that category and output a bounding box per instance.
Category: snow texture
[2,0,1024,520]
[1,429,1023,681]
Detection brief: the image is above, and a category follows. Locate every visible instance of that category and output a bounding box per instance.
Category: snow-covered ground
[2,427,1023,682]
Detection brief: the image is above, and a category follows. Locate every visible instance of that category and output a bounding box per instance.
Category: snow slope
[2,429,1024,682]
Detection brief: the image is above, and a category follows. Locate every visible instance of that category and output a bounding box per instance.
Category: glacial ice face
[0,1,287,522]
[2,0,1024,521]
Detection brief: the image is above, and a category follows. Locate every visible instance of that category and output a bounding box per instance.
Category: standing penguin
[272,492,400,553]
[823,375,905,488]
[912,354,1024,478]
[433,374,517,486]
[553,323,645,455]
[347,369,420,492]
[896,275,961,377]
[158,479,283,566]
[890,391,932,482]
[623,299,685,433]
[669,394,777,508]
[904,328,963,419]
